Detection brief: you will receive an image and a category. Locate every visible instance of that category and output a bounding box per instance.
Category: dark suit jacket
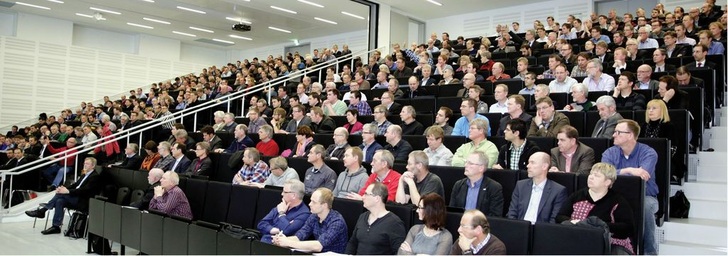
[596,53,613,64]
[507,179,567,223]
[496,140,540,170]
[208,136,223,151]
[115,154,143,170]
[550,142,595,175]
[360,142,383,163]
[130,181,160,210]
[67,170,102,212]
[404,87,428,98]
[186,157,212,176]
[421,77,436,86]
[509,31,543,52]
[170,156,192,173]
[591,113,624,138]
[652,64,676,73]
[685,61,717,69]
[387,102,403,116]
[24,144,42,159]
[667,44,690,58]
[311,117,336,134]
[450,176,504,217]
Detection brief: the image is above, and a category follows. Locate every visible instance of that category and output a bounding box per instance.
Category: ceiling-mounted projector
[233,24,251,32]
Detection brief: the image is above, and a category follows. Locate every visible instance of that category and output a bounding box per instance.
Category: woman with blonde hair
[641,99,685,180]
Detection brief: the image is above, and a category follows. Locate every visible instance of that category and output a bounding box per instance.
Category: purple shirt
[149,186,193,219]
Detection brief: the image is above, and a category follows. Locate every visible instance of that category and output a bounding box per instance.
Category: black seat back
[202,181,232,224]
[488,217,531,255]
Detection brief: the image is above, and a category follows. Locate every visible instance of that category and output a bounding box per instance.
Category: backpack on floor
[88,233,112,255]
[64,212,87,239]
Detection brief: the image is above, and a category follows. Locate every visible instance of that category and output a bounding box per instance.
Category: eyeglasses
[465,161,484,166]
[363,192,376,197]
[282,191,295,194]
[613,130,631,135]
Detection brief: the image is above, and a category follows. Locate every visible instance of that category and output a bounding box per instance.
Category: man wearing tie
[592,96,624,139]
[25,157,102,235]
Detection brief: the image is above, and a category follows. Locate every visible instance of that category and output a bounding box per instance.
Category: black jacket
[114,154,143,170]
[496,140,541,170]
[450,176,504,217]
[67,171,103,212]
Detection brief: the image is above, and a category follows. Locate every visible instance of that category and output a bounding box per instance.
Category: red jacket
[358,169,401,202]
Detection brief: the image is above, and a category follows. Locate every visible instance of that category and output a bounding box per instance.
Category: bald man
[507,152,567,224]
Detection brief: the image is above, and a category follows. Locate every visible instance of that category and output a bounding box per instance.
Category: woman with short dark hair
[398,193,452,255]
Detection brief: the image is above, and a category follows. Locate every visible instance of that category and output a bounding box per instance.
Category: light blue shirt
[452,114,491,137]
[465,177,483,210]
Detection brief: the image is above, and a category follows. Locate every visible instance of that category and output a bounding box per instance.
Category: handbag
[64,212,88,239]
[220,222,262,240]
[669,190,690,218]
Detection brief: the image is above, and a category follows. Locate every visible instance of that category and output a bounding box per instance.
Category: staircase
[659,107,728,254]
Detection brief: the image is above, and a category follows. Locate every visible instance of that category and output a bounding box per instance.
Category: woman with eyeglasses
[398,193,453,255]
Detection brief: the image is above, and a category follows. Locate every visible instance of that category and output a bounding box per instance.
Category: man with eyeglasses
[273,187,348,253]
[153,141,174,171]
[185,142,212,176]
[635,65,659,90]
[395,151,444,205]
[325,128,351,160]
[346,182,406,254]
[547,64,577,93]
[601,119,659,255]
[637,27,659,49]
[282,105,312,134]
[583,59,615,92]
[559,44,576,65]
[359,124,383,163]
[452,209,506,254]
[527,97,570,138]
[450,151,504,217]
[258,179,311,244]
[592,96,624,139]
[452,118,498,169]
[370,105,392,136]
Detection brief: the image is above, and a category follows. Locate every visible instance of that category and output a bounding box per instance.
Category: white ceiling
[0,0,539,50]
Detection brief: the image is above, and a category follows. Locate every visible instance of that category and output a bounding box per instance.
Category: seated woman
[641,99,685,180]
[398,193,453,255]
[150,171,193,219]
[556,163,635,254]
[656,75,688,110]
[139,140,161,171]
[283,125,314,158]
[564,83,595,112]
[344,109,364,135]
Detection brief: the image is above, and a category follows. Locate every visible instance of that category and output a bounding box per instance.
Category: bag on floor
[89,233,112,255]
[669,190,690,218]
[220,222,261,240]
[64,212,88,239]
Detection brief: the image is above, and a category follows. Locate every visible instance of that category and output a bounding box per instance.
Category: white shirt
[488,101,508,114]
[523,179,546,224]
[342,92,367,101]
[298,93,309,104]
[548,77,577,93]
[676,37,696,46]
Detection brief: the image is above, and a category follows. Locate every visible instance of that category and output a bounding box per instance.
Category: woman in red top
[344,109,364,135]
[140,141,161,171]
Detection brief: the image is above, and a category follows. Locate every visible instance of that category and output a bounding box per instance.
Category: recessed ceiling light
[143,17,170,25]
[314,17,337,25]
[127,22,153,29]
[297,0,323,8]
[89,7,121,15]
[14,2,51,10]
[47,0,64,3]
[172,31,196,37]
[141,0,154,2]
[426,0,443,6]
[268,26,291,33]
[229,35,252,40]
[341,11,364,20]
[75,13,92,18]
[225,17,252,24]
[76,12,106,20]
[270,6,297,14]
[212,38,235,44]
[189,26,214,33]
[176,6,206,14]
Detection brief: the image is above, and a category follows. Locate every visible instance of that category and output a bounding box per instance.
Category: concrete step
[696,151,727,169]
[0,192,55,223]
[685,198,728,221]
[662,218,727,248]
[670,182,727,201]
[660,240,727,255]
[708,127,727,151]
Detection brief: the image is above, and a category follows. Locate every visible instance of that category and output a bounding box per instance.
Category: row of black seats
[92,167,646,254]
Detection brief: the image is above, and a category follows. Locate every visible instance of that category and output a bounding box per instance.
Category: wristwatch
[463,249,473,255]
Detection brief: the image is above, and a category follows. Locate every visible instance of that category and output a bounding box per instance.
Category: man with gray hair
[359,123,383,163]
[395,151,444,204]
[257,179,311,244]
[130,168,164,210]
[450,151,504,217]
[109,143,142,170]
[222,112,238,133]
[583,59,615,92]
[592,95,624,138]
[399,106,424,135]
[304,145,337,194]
[563,83,595,112]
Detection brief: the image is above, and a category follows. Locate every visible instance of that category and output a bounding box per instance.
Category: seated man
[346,150,401,202]
[130,168,164,210]
[527,97,570,138]
[451,209,507,254]
[259,157,299,188]
[258,180,311,244]
[333,147,369,198]
[169,143,191,173]
[346,182,406,255]
[232,148,270,185]
[450,151,504,217]
[109,143,142,170]
[42,137,78,189]
[303,145,337,194]
[452,98,491,137]
[612,71,647,111]
[324,128,350,160]
[423,126,453,166]
[26,157,102,235]
[497,95,533,136]
[395,151,445,204]
[452,119,499,168]
[273,188,349,253]
[507,152,567,223]
[384,125,413,162]
[359,123,383,163]
[150,171,193,219]
[309,107,336,134]
[201,126,223,151]
[493,119,540,170]
[217,124,256,154]
[153,141,175,171]
[592,96,624,138]
[185,142,212,176]
[399,106,424,135]
[550,125,596,174]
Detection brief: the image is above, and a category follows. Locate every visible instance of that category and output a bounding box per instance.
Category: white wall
[389,12,409,52]
[661,0,704,12]
[16,13,73,45]
[232,29,370,63]
[0,11,15,36]
[180,43,228,66]
[139,34,180,60]
[72,25,137,54]
[426,0,594,38]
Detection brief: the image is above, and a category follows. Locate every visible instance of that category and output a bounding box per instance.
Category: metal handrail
[0,47,380,210]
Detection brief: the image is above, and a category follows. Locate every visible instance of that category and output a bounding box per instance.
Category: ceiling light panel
[89,7,121,15]
[15,2,51,10]
[173,31,196,37]
[47,0,63,3]
[189,26,214,33]
[212,38,234,44]
[176,6,206,14]
[314,17,337,25]
[270,6,297,14]
[226,17,252,24]
[229,35,252,40]
[127,22,153,29]
[341,11,364,20]
[297,0,323,8]
[268,26,291,33]
[426,0,443,6]
[143,17,170,24]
